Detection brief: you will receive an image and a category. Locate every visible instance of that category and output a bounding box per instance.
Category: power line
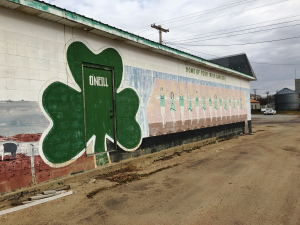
[132,0,255,33]
[168,20,300,43]
[161,0,256,25]
[166,14,300,42]
[144,0,292,37]
[166,35,300,46]
[250,62,300,65]
[168,44,218,57]
[167,0,291,30]
[166,43,300,65]
[167,22,300,44]
[166,43,218,57]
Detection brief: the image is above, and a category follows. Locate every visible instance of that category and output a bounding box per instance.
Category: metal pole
[111,70,117,150]
[159,29,162,44]
[30,144,36,184]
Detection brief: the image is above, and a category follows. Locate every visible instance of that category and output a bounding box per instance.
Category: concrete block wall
[0,6,251,193]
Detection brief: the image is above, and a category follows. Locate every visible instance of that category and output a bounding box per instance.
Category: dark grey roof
[276,88,297,95]
[208,53,256,80]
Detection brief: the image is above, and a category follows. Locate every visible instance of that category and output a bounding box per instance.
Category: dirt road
[1,115,300,225]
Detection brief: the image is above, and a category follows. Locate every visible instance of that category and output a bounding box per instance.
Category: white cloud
[45,0,300,95]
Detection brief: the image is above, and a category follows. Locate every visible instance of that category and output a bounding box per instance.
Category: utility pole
[265,91,269,107]
[151,24,169,44]
[253,89,257,100]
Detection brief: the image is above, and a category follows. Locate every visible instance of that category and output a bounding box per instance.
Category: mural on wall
[122,67,250,139]
[0,39,250,193]
[146,78,247,136]
[40,42,142,167]
[0,101,48,191]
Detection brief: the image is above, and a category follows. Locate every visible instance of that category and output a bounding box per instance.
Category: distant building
[262,102,275,109]
[209,53,257,79]
[275,88,298,110]
[295,79,300,109]
[250,99,261,110]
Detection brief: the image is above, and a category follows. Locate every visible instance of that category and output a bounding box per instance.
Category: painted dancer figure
[219,96,223,120]
[202,95,207,123]
[169,92,178,127]
[237,98,240,118]
[155,87,167,128]
[240,98,243,118]
[224,96,228,118]
[195,91,200,123]
[214,94,218,119]
[177,89,187,125]
[233,97,236,118]
[208,94,213,122]
[187,93,194,125]
[228,94,232,119]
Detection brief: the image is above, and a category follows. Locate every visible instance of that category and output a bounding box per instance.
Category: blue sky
[45,0,300,96]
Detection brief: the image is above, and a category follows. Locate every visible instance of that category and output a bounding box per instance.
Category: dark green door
[83,66,115,154]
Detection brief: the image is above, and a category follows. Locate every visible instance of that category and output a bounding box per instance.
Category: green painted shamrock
[42,42,141,164]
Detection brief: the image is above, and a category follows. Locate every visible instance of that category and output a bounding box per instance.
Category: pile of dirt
[107,173,141,184]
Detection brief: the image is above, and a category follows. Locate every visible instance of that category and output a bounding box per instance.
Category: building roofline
[209,53,246,61]
[1,0,256,80]
[209,53,257,81]
[275,87,297,95]
[250,99,260,103]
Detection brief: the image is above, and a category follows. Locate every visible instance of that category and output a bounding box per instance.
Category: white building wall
[0,7,251,135]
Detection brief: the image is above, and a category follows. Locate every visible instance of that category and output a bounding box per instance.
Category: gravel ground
[1,116,300,225]
[251,114,299,119]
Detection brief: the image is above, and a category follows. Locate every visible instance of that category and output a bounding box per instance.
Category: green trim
[7,0,255,80]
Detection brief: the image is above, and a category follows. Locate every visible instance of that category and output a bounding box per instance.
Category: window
[299,83,300,86]
[255,105,257,109]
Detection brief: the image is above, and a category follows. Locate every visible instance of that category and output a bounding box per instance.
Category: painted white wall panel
[57,52,64,63]
[0,52,5,66]
[5,54,29,68]
[0,77,6,89]
[17,67,39,80]
[0,65,17,78]
[0,29,3,42]
[19,90,39,101]
[39,49,58,61]
[3,30,16,44]
[28,36,44,49]
[39,70,59,81]
[0,41,16,54]
[28,58,49,70]
[0,90,18,100]
[49,61,65,72]
[37,27,57,42]
[15,33,30,47]
[7,78,29,90]
[29,80,45,91]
